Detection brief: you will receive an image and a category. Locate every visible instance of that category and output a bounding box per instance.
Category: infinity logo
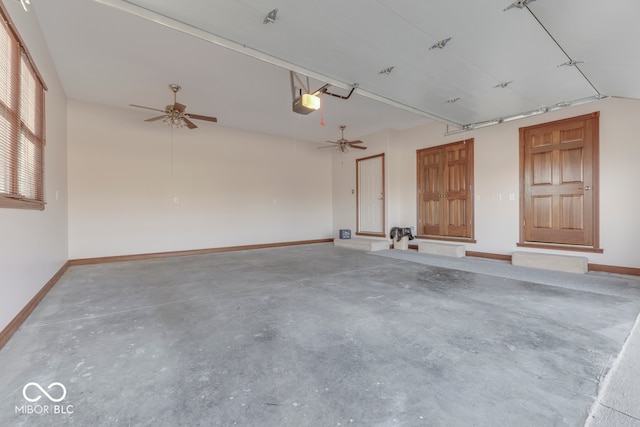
[22,382,67,403]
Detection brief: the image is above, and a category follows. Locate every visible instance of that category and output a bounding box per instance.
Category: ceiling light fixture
[301,93,321,110]
[292,93,320,115]
[493,81,513,89]
[163,115,185,128]
[503,0,536,11]
[429,37,452,50]
[290,71,323,115]
[378,66,395,75]
[263,8,278,24]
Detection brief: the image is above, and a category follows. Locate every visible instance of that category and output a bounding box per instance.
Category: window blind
[0,5,46,210]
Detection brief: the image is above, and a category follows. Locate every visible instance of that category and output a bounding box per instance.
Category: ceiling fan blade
[130,104,165,113]
[349,145,367,150]
[144,115,166,122]
[324,141,339,144]
[186,113,218,123]
[318,145,338,149]
[349,140,364,144]
[182,117,198,129]
[173,102,187,113]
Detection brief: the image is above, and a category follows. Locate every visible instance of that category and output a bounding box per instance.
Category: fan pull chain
[170,127,174,177]
[319,92,325,127]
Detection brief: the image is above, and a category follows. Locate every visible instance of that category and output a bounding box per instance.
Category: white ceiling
[28,0,640,142]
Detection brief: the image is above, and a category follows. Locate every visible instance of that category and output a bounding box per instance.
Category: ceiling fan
[130,84,218,129]
[320,125,367,153]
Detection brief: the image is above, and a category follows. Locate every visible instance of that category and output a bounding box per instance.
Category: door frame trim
[356,152,386,237]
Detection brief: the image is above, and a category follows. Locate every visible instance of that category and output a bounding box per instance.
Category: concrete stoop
[511,251,588,274]
[333,237,390,252]
[418,241,466,258]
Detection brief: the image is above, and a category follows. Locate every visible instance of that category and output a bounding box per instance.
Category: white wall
[333,98,640,269]
[0,3,68,332]
[67,101,333,259]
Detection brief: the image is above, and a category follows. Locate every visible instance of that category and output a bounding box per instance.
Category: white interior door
[357,154,385,235]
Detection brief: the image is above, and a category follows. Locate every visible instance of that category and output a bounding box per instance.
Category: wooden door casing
[520,112,600,251]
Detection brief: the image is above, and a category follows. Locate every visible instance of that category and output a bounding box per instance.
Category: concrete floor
[1,243,640,426]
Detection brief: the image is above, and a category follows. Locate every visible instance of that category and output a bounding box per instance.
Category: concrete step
[334,237,391,252]
[418,241,466,258]
[511,251,588,274]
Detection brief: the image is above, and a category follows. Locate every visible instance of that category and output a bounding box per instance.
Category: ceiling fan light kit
[320,125,367,153]
[163,113,185,128]
[130,84,218,130]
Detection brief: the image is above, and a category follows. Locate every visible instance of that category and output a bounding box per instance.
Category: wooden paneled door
[417,139,474,240]
[520,112,600,250]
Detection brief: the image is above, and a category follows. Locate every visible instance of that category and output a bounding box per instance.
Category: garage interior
[1,0,640,426]
[2,245,640,426]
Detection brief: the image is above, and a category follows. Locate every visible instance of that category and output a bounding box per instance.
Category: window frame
[0,3,47,211]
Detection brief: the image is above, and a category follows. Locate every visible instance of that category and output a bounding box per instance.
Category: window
[0,5,46,210]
